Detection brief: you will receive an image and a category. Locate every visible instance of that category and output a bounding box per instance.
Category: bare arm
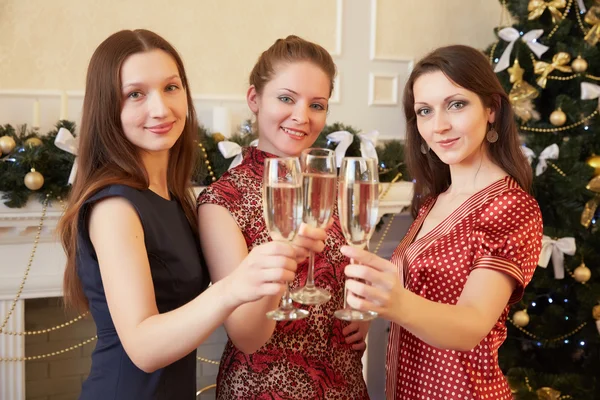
[89,197,296,372]
[341,246,516,352]
[198,204,279,354]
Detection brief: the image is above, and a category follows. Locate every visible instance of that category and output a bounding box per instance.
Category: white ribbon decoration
[581,82,600,110]
[326,130,353,167]
[54,127,78,184]
[358,130,379,164]
[218,139,258,170]
[538,235,576,279]
[521,143,559,176]
[326,130,380,167]
[494,28,549,72]
[576,0,586,13]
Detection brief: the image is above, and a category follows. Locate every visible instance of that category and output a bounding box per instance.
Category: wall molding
[368,73,398,106]
[368,0,414,65]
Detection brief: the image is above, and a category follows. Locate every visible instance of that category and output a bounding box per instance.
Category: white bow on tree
[326,130,379,168]
[218,139,259,170]
[54,127,79,184]
[521,143,559,176]
[494,28,549,72]
[581,82,600,110]
[538,235,576,279]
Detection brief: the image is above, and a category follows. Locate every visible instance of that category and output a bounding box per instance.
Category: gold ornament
[587,175,600,192]
[212,133,225,143]
[584,5,600,46]
[573,263,591,283]
[513,309,530,327]
[536,386,561,400]
[528,0,566,24]
[24,168,44,191]
[534,53,572,88]
[592,305,600,320]
[508,59,540,123]
[508,59,526,83]
[25,137,43,148]
[587,154,600,176]
[581,195,600,228]
[0,135,16,154]
[571,56,589,73]
[549,109,567,126]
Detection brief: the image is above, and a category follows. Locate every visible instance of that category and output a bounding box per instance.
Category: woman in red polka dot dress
[342,45,543,399]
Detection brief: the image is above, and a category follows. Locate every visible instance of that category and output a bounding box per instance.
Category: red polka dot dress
[386,176,543,400]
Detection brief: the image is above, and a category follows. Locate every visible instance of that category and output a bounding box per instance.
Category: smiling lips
[146,122,175,134]
[437,137,459,148]
[281,126,307,139]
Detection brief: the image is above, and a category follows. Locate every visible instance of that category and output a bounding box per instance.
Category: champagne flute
[290,148,336,305]
[334,157,379,321]
[263,157,309,321]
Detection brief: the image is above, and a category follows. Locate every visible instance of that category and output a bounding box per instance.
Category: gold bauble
[573,263,591,283]
[512,309,530,327]
[587,155,600,177]
[24,168,44,191]
[592,305,600,320]
[0,135,16,154]
[25,137,43,148]
[550,109,567,126]
[571,56,588,73]
[212,133,225,143]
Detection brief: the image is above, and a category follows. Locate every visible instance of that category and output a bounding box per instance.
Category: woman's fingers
[345,279,389,307]
[340,246,396,273]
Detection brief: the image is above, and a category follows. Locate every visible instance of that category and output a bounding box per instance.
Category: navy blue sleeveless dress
[76,185,210,400]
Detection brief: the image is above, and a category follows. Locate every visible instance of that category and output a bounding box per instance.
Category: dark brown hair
[58,29,199,311]
[403,45,532,217]
[249,35,336,97]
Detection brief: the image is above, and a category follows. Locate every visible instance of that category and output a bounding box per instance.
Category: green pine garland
[0,120,408,208]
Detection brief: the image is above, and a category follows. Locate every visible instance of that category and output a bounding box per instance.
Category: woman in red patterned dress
[341,45,544,399]
[197,36,370,399]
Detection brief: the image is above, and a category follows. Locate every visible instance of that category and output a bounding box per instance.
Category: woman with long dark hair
[341,45,543,399]
[58,29,322,399]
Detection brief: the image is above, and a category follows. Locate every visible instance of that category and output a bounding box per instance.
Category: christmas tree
[487,1,600,398]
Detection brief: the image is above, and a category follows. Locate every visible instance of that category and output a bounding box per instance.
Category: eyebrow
[122,74,181,89]
[414,93,463,106]
[280,88,328,101]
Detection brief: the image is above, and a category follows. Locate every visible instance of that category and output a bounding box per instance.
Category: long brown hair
[403,45,532,217]
[249,35,336,97]
[58,29,199,311]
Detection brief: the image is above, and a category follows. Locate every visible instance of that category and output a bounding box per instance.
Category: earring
[420,142,429,154]
[486,128,499,143]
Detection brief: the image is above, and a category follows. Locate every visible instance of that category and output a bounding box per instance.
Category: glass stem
[306,250,316,288]
[281,285,292,310]
[343,258,355,310]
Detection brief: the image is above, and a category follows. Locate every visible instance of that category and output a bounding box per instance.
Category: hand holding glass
[263,157,309,321]
[334,157,379,321]
[290,148,336,305]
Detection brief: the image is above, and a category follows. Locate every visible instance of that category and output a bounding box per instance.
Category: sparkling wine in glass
[334,157,379,321]
[290,148,336,305]
[263,157,309,321]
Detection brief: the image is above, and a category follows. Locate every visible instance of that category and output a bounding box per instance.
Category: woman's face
[120,49,188,157]
[413,70,494,166]
[248,61,330,157]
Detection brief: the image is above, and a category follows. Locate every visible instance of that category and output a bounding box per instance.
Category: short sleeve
[470,188,543,304]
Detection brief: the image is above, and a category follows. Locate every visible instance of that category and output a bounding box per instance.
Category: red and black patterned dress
[197,147,369,400]
[386,176,543,399]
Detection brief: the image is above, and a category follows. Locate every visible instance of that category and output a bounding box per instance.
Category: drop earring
[486,127,499,143]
